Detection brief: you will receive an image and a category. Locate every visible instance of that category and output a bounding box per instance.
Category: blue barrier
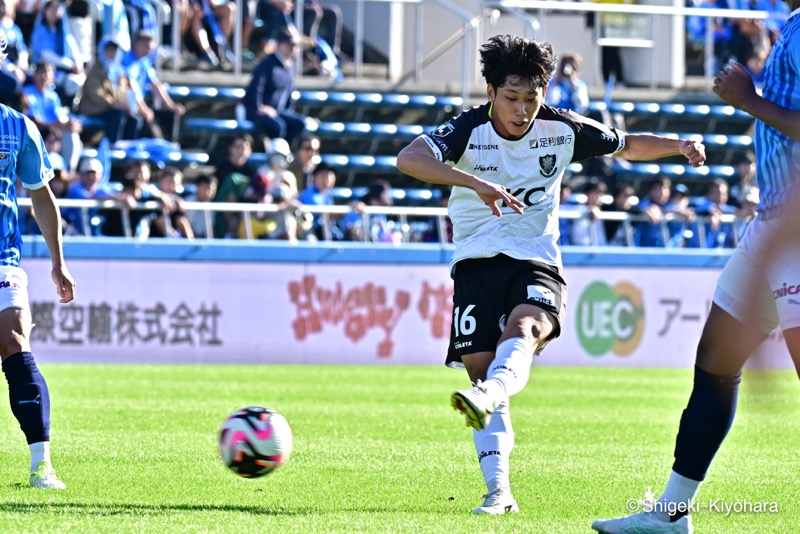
[23,237,732,268]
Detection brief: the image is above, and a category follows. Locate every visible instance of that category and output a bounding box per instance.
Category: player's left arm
[616,134,706,167]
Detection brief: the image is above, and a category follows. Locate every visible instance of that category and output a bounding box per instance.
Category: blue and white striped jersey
[754,7,800,219]
[422,103,625,271]
[0,104,53,266]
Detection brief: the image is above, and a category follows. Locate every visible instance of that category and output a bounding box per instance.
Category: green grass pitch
[0,364,798,533]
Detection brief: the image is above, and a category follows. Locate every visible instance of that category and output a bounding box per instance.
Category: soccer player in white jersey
[0,30,76,490]
[593,3,800,533]
[396,34,706,515]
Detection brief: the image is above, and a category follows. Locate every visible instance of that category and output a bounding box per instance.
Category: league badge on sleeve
[433,123,455,138]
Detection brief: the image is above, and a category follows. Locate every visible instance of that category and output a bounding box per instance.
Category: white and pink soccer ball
[218,406,293,478]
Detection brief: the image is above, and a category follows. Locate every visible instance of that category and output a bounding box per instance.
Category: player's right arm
[396,137,524,216]
[714,61,800,141]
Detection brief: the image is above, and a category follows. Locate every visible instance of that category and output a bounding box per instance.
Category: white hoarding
[25,259,791,368]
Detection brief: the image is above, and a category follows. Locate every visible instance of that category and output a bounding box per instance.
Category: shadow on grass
[0,500,407,516]
[0,500,313,516]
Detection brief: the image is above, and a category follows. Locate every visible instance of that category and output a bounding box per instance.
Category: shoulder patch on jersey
[432,123,455,138]
[539,154,557,178]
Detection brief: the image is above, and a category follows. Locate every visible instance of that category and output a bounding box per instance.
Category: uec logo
[576,281,644,357]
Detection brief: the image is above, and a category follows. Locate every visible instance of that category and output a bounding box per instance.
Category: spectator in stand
[298,161,339,240]
[65,0,92,68]
[729,151,758,207]
[152,167,194,238]
[422,187,453,244]
[733,186,758,238]
[238,168,308,241]
[692,178,738,248]
[0,0,30,95]
[256,137,299,200]
[78,37,137,144]
[256,0,342,57]
[340,179,398,243]
[744,48,768,91]
[30,0,84,99]
[99,161,173,238]
[558,181,578,245]
[634,177,672,247]
[602,182,636,246]
[288,133,321,191]
[213,133,256,238]
[255,0,293,48]
[122,30,186,141]
[243,27,308,145]
[303,0,343,57]
[754,0,791,43]
[63,157,117,235]
[41,127,66,177]
[184,174,218,238]
[545,52,590,115]
[23,62,82,174]
[664,183,699,248]
[569,179,607,246]
[175,0,224,67]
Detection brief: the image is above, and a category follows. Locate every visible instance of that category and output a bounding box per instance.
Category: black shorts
[445,254,567,368]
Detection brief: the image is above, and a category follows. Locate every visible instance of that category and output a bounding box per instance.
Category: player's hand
[713,61,756,110]
[51,265,76,304]
[474,180,525,217]
[679,139,706,167]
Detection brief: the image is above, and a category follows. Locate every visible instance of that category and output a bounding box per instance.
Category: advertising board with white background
[24,259,791,368]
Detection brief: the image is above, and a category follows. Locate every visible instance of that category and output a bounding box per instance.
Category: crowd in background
[0,0,782,247]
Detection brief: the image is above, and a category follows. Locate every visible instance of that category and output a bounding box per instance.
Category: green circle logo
[576,281,644,357]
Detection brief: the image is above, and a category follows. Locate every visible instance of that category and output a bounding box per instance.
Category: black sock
[673,365,741,481]
[2,352,51,444]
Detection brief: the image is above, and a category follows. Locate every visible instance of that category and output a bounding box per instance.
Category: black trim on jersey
[534,105,624,163]
[424,103,624,166]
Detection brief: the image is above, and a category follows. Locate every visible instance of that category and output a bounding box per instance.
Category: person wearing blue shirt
[121,30,185,140]
[22,62,82,174]
[29,0,84,98]
[63,157,116,235]
[298,161,340,240]
[545,52,590,115]
[243,27,308,145]
[594,3,800,532]
[0,33,76,491]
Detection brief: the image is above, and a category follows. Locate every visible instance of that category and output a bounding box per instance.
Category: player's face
[487,77,546,139]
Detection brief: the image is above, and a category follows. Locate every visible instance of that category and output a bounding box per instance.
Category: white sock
[482,338,533,401]
[30,441,51,472]
[473,399,513,493]
[655,471,701,520]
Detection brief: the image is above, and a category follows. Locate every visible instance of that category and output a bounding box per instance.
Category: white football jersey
[421,103,625,272]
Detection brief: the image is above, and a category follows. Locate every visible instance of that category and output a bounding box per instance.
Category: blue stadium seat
[81,146,210,168]
[588,101,751,120]
[169,85,464,122]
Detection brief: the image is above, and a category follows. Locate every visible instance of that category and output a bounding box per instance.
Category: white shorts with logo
[714,216,800,333]
[0,265,30,312]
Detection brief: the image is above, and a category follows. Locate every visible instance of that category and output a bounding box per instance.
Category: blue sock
[2,352,51,445]
[672,366,741,481]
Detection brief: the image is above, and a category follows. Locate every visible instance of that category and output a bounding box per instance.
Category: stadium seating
[168,86,465,123]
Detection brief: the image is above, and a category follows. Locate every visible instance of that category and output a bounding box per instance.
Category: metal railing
[19,198,749,249]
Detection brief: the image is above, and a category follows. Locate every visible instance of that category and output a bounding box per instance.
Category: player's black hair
[479,35,556,90]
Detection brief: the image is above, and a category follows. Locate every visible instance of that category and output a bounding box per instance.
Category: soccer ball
[218,406,293,478]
